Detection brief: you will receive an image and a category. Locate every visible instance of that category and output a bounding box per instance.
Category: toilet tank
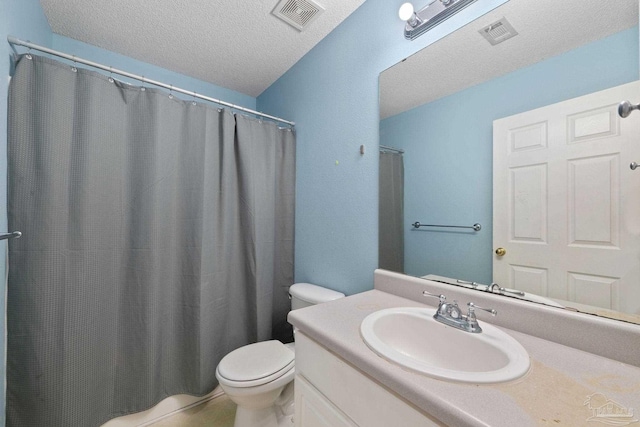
[289,283,345,310]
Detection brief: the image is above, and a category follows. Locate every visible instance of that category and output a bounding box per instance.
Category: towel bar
[412,222,481,232]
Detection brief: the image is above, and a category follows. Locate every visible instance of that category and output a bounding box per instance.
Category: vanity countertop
[288,289,640,427]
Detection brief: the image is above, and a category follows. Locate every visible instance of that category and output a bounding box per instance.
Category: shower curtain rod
[379,144,404,154]
[7,36,295,127]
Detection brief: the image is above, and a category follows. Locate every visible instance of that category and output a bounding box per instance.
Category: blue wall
[257,0,509,295]
[380,26,639,283]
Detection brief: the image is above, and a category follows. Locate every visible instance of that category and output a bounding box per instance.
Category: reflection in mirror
[379,146,405,273]
[379,0,640,323]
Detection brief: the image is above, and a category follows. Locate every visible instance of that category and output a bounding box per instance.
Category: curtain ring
[71,55,78,73]
[168,85,174,100]
[191,91,197,106]
[25,47,32,60]
[140,76,146,91]
[108,66,114,83]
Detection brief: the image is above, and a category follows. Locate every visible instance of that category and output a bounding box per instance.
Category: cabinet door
[295,375,358,427]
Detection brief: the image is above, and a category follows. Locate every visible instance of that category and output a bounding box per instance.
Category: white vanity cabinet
[294,332,444,427]
[295,375,357,427]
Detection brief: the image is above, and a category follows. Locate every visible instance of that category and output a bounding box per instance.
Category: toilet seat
[217,340,295,388]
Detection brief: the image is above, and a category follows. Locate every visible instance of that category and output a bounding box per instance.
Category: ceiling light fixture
[399,0,478,40]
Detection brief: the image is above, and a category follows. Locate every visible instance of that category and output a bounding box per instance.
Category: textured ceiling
[380,0,638,119]
[40,0,365,97]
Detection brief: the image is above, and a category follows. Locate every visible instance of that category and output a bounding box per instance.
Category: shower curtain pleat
[6,54,295,427]
[379,151,404,273]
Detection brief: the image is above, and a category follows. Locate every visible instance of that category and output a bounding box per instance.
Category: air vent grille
[479,18,519,46]
[272,0,325,31]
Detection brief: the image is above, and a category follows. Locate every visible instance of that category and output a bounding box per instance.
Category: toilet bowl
[216,341,295,427]
[216,283,345,427]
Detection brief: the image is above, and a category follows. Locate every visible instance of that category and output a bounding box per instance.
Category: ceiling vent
[272,0,325,31]
[479,18,519,46]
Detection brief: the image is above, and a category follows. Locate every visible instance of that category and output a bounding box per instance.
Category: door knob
[495,247,506,256]
[618,100,640,118]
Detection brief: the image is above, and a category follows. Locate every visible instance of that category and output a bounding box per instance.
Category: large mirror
[379,0,640,323]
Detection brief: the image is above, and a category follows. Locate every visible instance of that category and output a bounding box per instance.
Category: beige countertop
[288,289,640,427]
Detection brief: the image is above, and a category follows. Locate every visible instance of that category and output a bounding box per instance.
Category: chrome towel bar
[412,222,481,232]
[0,231,22,240]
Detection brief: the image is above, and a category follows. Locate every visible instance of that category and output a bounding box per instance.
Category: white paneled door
[493,81,640,314]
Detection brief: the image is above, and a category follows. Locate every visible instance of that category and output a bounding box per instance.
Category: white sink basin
[360,307,530,384]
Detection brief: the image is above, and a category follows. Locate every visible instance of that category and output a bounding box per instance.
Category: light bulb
[398,3,415,21]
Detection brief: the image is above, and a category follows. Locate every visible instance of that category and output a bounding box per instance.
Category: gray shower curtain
[6,54,295,427]
[379,151,404,273]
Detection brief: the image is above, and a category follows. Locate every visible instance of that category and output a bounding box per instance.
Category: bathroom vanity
[294,332,442,426]
[288,270,640,427]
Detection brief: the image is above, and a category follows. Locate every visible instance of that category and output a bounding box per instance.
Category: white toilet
[216,283,345,427]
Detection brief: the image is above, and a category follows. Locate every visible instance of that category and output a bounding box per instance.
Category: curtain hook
[140,76,146,91]
[71,55,78,73]
[108,66,114,83]
[191,91,197,106]
[25,46,32,60]
[168,85,174,100]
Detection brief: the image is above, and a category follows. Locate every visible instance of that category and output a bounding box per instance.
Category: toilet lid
[217,340,294,383]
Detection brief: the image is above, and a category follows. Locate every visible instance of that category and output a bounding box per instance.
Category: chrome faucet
[485,282,525,296]
[422,290,497,333]
[486,282,500,293]
[457,279,525,296]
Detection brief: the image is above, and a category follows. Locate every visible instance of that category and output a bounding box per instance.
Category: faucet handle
[498,286,525,297]
[456,279,479,288]
[422,290,446,304]
[467,302,497,317]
